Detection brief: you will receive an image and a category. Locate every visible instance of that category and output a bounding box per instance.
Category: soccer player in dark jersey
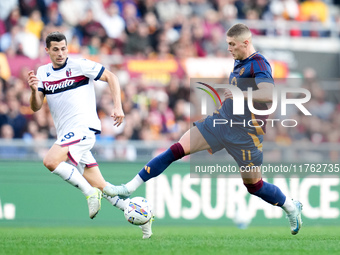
[104,24,303,235]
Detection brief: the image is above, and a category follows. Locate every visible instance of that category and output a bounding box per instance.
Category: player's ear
[243,39,250,47]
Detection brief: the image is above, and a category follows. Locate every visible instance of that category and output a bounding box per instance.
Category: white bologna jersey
[37,58,105,139]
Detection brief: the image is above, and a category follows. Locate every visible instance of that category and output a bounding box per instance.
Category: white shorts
[55,126,99,174]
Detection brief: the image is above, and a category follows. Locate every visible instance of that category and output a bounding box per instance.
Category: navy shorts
[194,114,263,167]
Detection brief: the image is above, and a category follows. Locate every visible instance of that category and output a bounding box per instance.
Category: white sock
[103,194,130,211]
[52,162,94,197]
[282,198,296,214]
[125,174,144,193]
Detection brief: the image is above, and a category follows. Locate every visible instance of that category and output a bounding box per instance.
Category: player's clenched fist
[27,70,39,92]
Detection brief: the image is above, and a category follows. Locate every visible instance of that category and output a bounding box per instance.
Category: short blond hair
[226,23,252,41]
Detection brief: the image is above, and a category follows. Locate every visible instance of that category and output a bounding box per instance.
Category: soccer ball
[233,209,251,229]
[124,197,152,225]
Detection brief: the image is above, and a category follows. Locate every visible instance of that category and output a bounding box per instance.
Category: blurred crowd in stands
[1,0,339,59]
[0,0,340,161]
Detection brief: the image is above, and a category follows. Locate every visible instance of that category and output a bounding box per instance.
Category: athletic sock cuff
[244,179,263,194]
[170,142,185,160]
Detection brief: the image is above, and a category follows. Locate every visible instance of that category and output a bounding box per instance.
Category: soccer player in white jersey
[27,32,152,239]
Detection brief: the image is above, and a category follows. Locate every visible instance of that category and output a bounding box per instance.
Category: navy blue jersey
[219,52,274,135]
[194,52,273,166]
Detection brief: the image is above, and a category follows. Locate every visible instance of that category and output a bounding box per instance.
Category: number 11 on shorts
[241,149,251,161]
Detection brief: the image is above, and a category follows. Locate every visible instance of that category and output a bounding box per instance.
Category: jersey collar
[236,51,259,65]
[52,58,68,71]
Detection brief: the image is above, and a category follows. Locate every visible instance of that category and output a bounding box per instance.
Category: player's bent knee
[43,157,61,172]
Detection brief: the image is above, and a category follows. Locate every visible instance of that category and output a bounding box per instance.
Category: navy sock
[138,143,185,181]
[244,179,286,206]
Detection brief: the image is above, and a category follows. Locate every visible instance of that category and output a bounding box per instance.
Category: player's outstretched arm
[28,70,44,112]
[99,69,125,127]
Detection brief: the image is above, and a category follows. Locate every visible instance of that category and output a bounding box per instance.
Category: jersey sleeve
[36,67,45,94]
[78,59,105,81]
[252,56,274,85]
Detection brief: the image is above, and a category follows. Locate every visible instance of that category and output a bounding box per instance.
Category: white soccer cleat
[140,215,154,239]
[103,184,131,199]
[86,188,102,219]
[287,200,303,235]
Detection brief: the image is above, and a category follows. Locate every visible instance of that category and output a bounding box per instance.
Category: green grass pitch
[1,226,339,255]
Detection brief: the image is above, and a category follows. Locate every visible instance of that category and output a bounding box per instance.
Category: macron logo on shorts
[43,75,89,94]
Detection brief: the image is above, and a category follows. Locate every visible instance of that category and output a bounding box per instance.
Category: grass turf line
[0,226,339,255]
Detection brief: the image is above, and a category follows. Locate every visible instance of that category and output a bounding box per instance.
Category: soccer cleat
[140,215,154,239]
[287,200,303,235]
[86,188,102,219]
[103,184,131,199]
